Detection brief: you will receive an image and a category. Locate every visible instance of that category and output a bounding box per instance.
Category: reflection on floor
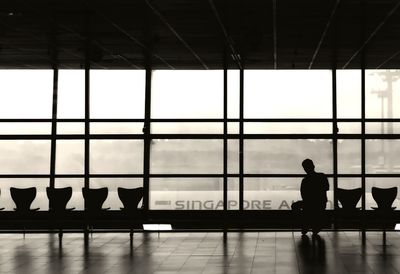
[0,231,398,273]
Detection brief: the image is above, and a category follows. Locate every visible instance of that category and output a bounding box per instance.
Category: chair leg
[130,228,134,243]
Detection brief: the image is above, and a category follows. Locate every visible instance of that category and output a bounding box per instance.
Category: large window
[1,68,399,212]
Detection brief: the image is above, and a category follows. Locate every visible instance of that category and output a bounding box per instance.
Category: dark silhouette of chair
[337,188,362,210]
[118,187,144,242]
[46,187,75,241]
[372,187,397,210]
[10,187,39,236]
[10,187,39,212]
[47,187,75,212]
[82,187,110,236]
[118,187,144,211]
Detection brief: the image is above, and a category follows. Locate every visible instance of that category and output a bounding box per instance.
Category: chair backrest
[10,187,36,212]
[337,188,362,210]
[372,187,397,209]
[118,187,144,211]
[46,187,72,212]
[82,187,108,211]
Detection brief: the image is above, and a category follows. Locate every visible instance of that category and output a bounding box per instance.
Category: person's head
[302,159,315,174]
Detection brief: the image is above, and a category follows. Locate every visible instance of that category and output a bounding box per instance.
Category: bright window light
[395,224,400,230]
[142,224,172,231]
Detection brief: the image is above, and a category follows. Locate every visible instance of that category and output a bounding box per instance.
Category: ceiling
[0,0,399,69]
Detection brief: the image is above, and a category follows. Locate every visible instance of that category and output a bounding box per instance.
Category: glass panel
[90,70,145,118]
[54,178,84,210]
[228,140,239,174]
[90,178,143,210]
[338,178,362,209]
[0,70,53,118]
[90,140,143,174]
[244,70,332,118]
[366,69,400,118]
[366,178,400,209]
[228,70,240,119]
[337,70,361,118]
[228,122,239,134]
[0,123,51,135]
[228,178,239,210]
[244,122,331,134]
[0,179,49,211]
[152,70,223,118]
[337,122,361,134]
[366,140,400,174]
[58,70,85,118]
[150,178,223,210]
[151,123,222,134]
[338,140,361,174]
[365,122,400,134]
[0,141,50,174]
[57,122,85,135]
[151,140,223,174]
[244,140,332,174]
[90,122,144,134]
[244,178,333,210]
[55,140,84,174]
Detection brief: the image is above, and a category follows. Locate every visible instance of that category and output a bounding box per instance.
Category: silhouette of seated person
[337,188,362,211]
[371,186,397,211]
[299,159,329,235]
[10,187,39,213]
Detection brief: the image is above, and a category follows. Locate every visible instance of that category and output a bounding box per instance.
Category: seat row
[9,187,144,213]
[337,186,398,211]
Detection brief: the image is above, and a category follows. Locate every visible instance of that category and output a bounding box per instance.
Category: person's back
[299,159,329,235]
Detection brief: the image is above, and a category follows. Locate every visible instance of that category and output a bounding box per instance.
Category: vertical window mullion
[143,68,152,211]
[223,65,228,211]
[332,69,338,210]
[239,68,244,211]
[50,68,58,189]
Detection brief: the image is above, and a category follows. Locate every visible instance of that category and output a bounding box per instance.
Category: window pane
[244,178,333,210]
[244,140,332,174]
[366,122,400,134]
[0,179,49,210]
[244,70,332,118]
[91,70,145,118]
[151,123,222,134]
[228,70,240,119]
[152,70,223,118]
[0,123,50,135]
[56,140,84,174]
[337,122,360,134]
[337,70,361,118]
[228,178,239,210]
[338,140,361,174]
[366,70,400,118]
[90,140,143,174]
[90,178,143,210]
[150,140,223,174]
[58,70,85,118]
[366,140,400,174]
[55,178,84,210]
[228,140,239,174]
[0,70,53,118]
[150,178,222,210]
[90,123,144,134]
[57,122,85,135]
[366,178,400,209]
[244,122,331,134]
[0,141,50,174]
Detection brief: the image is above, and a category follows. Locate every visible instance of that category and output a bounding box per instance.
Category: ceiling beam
[88,5,175,69]
[208,0,242,69]
[308,0,340,69]
[144,0,209,69]
[342,1,400,69]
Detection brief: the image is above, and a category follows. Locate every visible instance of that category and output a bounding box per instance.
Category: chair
[118,187,144,211]
[46,187,75,241]
[46,187,75,212]
[337,188,362,210]
[82,187,110,236]
[118,187,144,242]
[372,187,398,210]
[10,187,39,212]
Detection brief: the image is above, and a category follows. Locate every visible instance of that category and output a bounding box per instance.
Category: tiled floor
[0,231,398,273]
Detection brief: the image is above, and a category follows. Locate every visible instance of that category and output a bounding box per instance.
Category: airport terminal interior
[1,0,400,273]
